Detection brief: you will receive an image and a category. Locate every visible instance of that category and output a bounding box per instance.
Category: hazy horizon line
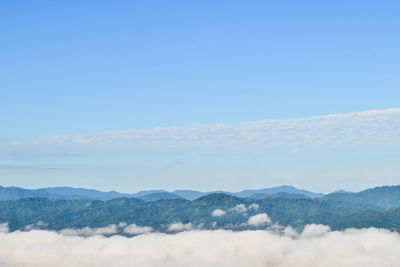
[1,182,399,196]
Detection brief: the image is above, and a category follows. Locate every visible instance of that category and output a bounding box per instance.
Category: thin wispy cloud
[58,223,153,237]
[9,108,400,148]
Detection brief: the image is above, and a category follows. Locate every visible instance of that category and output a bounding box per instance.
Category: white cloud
[9,108,400,147]
[283,225,299,238]
[248,213,271,226]
[123,224,153,235]
[58,223,155,236]
[167,222,193,232]
[0,223,9,233]
[300,224,331,238]
[0,226,399,266]
[248,203,259,210]
[229,204,247,213]
[212,209,227,217]
[24,221,48,231]
[59,224,118,237]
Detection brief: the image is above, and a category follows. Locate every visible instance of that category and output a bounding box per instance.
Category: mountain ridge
[1,185,398,205]
[1,185,400,233]
[0,185,326,201]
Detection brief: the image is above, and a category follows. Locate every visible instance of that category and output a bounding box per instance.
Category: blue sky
[1,1,399,192]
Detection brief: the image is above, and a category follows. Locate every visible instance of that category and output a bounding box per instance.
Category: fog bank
[0,225,399,267]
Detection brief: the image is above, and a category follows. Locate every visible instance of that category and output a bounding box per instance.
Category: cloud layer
[9,108,400,147]
[0,225,399,267]
[58,223,153,237]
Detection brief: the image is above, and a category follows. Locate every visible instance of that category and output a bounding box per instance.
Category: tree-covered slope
[1,190,400,233]
[323,185,400,210]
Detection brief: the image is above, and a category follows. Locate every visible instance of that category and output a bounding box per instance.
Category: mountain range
[0,184,400,233]
[0,185,325,201]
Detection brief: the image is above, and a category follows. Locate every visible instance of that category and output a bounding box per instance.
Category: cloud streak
[7,108,400,148]
[58,223,153,237]
[0,225,399,266]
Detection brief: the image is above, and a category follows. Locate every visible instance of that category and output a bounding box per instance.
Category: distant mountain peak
[138,192,183,202]
[234,186,323,198]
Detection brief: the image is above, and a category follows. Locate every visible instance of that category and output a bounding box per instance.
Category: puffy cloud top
[248,203,259,210]
[229,204,247,213]
[248,213,271,226]
[123,224,153,235]
[212,209,227,217]
[0,226,400,266]
[301,224,331,238]
[167,222,193,232]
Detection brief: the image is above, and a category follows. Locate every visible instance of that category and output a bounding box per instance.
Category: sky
[1,0,399,193]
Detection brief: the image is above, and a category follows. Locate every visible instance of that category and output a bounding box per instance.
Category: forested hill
[0,185,400,233]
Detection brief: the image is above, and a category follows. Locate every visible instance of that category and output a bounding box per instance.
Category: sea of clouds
[0,222,399,267]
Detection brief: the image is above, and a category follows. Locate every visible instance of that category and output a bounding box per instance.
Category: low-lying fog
[0,223,399,267]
